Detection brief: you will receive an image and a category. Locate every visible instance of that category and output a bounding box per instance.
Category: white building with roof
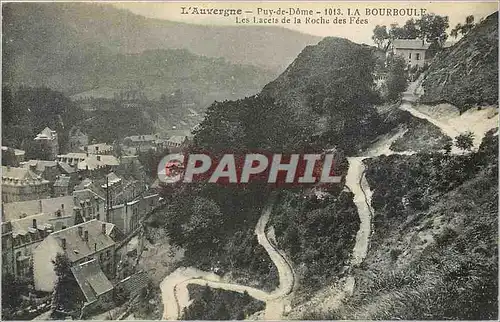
[34,127,59,160]
[32,219,120,292]
[390,39,430,68]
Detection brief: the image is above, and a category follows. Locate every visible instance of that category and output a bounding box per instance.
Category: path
[160,193,295,320]
[400,80,498,150]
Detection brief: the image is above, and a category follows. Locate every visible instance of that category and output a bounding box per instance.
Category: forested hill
[2,3,320,91]
[193,37,387,155]
[3,2,285,100]
[420,11,498,110]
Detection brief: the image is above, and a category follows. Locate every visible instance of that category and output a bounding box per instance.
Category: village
[1,123,192,319]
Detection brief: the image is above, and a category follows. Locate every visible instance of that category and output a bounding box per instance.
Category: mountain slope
[193,37,390,155]
[2,2,320,77]
[420,12,498,110]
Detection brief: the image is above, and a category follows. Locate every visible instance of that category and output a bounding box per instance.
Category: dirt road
[160,193,295,320]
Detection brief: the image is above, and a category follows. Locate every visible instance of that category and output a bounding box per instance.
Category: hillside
[305,130,498,320]
[194,37,397,155]
[420,12,498,110]
[2,2,320,98]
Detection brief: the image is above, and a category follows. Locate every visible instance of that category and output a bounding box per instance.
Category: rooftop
[393,39,431,50]
[49,219,117,262]
[3,195,75,221]
[34,127,57,140]
[81,143,114,154]
[2,166,49,186]
[54,175,71,187]
[77,155,119,171]
[11,212,68,237]
[71,259,114,303]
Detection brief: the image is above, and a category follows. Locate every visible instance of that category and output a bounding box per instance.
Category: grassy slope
[420,12,498,111]
[326,130,498,320]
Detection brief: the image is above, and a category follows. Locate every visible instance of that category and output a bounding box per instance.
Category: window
[416,53,420,60]
[409,53,412,59]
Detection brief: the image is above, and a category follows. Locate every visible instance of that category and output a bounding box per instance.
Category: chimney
[61,203,65,216]
[94,243,97,252]
[102,223,106,235]
[38,200,43,213]
[84,230,89,242]
[32,219,37,229]
[61,238,66,250]
[78,226,83,237]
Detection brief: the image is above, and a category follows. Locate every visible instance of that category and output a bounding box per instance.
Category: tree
[451,15,475,39]
[455,132,474,151]
[443,139,453,154]
[417,13,449,47]
[386,56,408,101]
[51,254,82,313]
[372,25,390,50]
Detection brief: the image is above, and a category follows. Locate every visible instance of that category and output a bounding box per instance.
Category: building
[77,154,120,172]
[68,127,89,152]
[2,146,26,166]
[32,220,119,292]
[2,221,15,277]
[57,153,120,173]
[54,175,74,196]
[72,259,114,316]
[165,136,189,153]
[390,39,430,69]
[2,166,51,203]
[72,189,106,222]
[22,160,77,195]
[123,134,166,152]
[101,172,142,207]
[34,127,59,160]
[81,143,114,155]
[57,153,87,166]
[3,196,78,278]
[108,194,160,235]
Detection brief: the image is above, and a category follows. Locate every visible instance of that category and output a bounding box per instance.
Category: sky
[112,1,498,44]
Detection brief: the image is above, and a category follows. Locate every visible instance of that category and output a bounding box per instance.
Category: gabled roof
[71,259,113,303]
[166,136,186,145]
[77,155,119,171]
[58,162,76,174]
[49,219,117,262]
[54,175,71,187]
[73,188,105,202]
[2,166,49,186]
[22,160,58,173]
[34,127,57,140]
[393,39,430,50]
[3,196,75,221]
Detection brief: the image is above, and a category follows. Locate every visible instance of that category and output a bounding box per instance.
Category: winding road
[160,193,295,320]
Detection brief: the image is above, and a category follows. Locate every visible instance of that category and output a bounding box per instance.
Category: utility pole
[106,175,110,222]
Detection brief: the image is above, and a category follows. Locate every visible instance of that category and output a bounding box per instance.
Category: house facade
[390,39,430,69]
[108,194,160,235]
